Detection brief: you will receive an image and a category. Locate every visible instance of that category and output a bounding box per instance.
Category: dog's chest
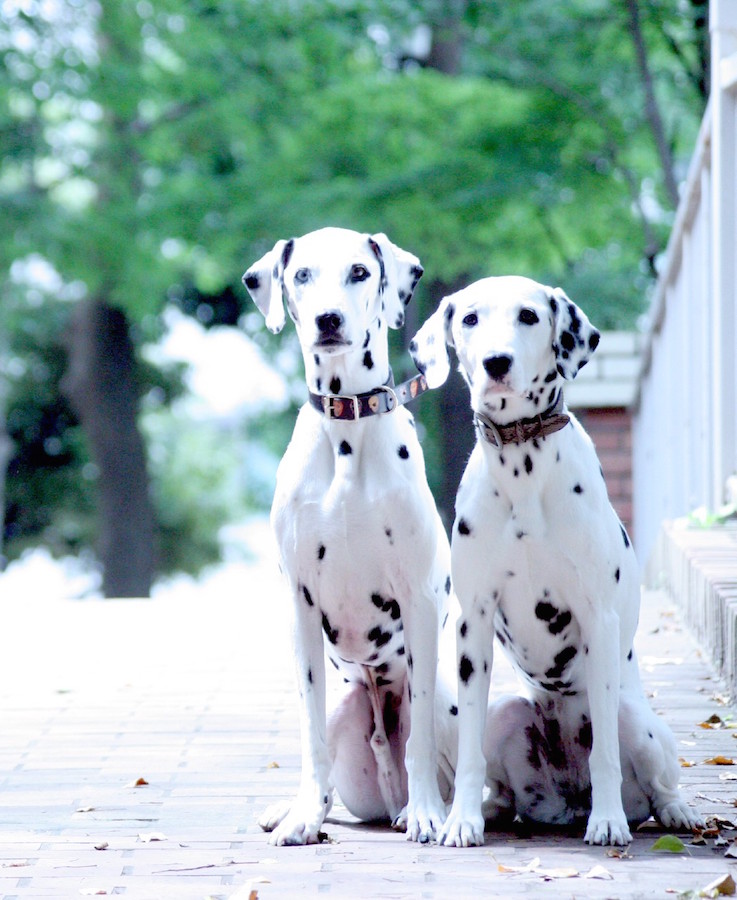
[494,591,584,695]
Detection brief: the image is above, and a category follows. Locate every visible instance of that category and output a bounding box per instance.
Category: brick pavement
[1,546,737,899]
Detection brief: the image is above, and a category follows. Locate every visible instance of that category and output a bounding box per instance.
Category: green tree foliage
[1,0,706,575]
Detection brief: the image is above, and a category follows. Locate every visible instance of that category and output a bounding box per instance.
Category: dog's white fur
[244,227,457,845]
[411,275,701,847]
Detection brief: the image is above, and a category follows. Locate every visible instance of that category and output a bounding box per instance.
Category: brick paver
[1,543,737,899]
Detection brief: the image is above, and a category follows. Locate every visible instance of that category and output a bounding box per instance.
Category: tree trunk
[62,298,156,597]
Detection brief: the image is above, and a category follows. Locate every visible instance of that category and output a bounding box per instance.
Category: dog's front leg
[394,593,446,843]
[583,608,631,846]
[263,588,332,846]
[439,606,493,847]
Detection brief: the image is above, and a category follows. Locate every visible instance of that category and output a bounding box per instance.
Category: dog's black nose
[316,311,344,334]
[483,354,513,379]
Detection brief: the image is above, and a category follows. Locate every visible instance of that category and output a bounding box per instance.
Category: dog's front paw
[393,799,445,844]
[658,800,703,831]
[258,799,291,833]
[438,803,484,848]
[584,812,632,846]
[262,793,332,846]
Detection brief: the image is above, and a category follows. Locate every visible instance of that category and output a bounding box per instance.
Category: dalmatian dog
[243,227,457,846]
[410,275,702,847]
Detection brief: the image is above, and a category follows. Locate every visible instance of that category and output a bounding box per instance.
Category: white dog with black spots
[410,275,702,847]
[244,227,458,846]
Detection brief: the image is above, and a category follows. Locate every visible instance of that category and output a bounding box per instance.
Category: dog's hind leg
[328,680,407,822]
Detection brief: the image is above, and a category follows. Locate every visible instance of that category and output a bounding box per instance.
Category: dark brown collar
[474,391,570,449]
[308,373,429,421]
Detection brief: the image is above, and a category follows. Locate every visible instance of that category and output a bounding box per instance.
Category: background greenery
[0,0,707,593]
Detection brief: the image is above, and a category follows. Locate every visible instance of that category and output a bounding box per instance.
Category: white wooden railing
[632,0,737,567]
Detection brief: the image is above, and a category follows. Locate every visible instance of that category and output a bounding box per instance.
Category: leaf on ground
[724,840,737,859]
[76,806,96,813]
[138,832,167,843]
[700,714,728,729]
[538,866,579,880]
[79,890,108,896]
[705,756,735,766]
[128,777,149,787]
[680,757,697,767]
[700,873,736,896]
[649,835,688,853]
[583,865,614,880]
[719,772,737,781]
[94,842,109,851]
[267,761,280,769]
[498,857,541,874]
[606,846,634,859]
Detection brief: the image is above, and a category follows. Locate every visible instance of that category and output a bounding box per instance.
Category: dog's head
[243,227,423,354]
[410,276,599,421]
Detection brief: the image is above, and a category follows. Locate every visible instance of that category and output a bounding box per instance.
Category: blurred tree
[1,0,707,573]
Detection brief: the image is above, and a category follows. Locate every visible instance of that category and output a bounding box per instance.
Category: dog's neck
[302,322,392,398]
[474,389,570,451]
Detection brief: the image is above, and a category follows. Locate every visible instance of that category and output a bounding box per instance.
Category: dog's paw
[261,792,331,846]
[258,799,291,833]
[658,800,703,831]
[393,800,445,844]
[584,812,632,846]
[438,803,484,848]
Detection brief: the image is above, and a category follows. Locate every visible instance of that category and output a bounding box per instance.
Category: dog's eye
[349,264,370,283]
[462,312,478,328]
[294,268,310,285]
[518,308,539,325]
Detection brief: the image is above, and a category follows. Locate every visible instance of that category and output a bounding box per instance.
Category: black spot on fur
[620,523,631,548]
[384,527,393,544]
[545,646,577,680]
[457,518,471,536]
[577,720,593,750]
[573,484,583,494]
[560,331,575,352]
[317,545,326,561]
[329,376,341,394]
[460,620,468,639]
[368,626,392,647]
[363,330,371,349]
[322,613,339,645]
[313,353,321,366]
[363,350,374,370]
[307,668,313,684]
[459,654,475,684]
[535,601,556,621]
[244,273,260,290]
[302,584,314,607]
[627,648,633,661]
[450,705,458,716]
[524,455,533,474]
[398,444,409,460]
[339,440,352,455]
[445,576,451,595]
[615,567,621,582]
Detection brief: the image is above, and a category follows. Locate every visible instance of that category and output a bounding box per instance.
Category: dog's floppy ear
[549,287,600,380]
[368,233,423,330]
[409,297,456,388]
[242,239,294,334]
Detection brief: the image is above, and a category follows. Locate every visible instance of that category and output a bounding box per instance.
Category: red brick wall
[573,407,634,541]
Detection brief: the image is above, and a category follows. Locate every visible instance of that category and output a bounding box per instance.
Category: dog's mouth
[314,335,350,350]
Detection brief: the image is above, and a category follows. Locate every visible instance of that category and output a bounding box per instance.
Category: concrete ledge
[646,519,737,694]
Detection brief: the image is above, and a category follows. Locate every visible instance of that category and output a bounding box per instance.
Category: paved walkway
[1,545,737,899]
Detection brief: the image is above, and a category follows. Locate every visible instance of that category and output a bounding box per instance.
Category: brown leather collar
[474,391,570,449]
[308,373,429,421]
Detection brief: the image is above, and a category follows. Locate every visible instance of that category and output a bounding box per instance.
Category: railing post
[710,0,737,509]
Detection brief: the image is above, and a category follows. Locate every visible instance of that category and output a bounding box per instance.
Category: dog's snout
[316,311,344,334]
[483,354,513,380]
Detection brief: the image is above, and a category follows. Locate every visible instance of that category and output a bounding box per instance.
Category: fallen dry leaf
[583,865,614,880]
[76,806,96,813]
[680,757,697,767]
[700,714,728,729]
[725,840,737,859]
[606,846,633,859]
[128,777,149,787]
[138,832,167,843]
[701,873,736,896]
[267,761,280,769]
[498,857,541,875]
[705,756,735,766]
[94,842,109,851]
[79,890,107,896]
